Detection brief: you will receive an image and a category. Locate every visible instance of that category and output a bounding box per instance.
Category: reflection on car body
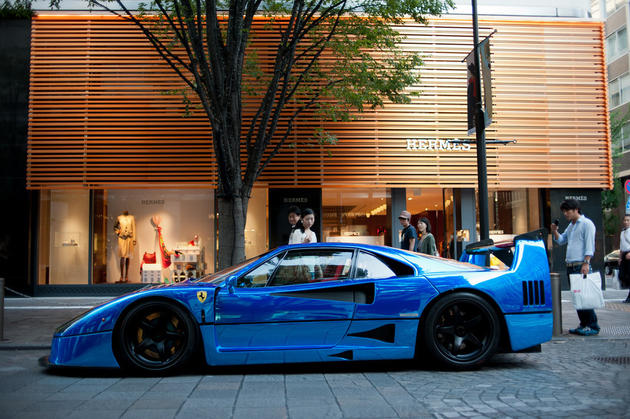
[48,230,553,374]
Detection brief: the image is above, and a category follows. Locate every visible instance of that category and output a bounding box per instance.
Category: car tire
[421,292,500,370]
[114,300,198,374]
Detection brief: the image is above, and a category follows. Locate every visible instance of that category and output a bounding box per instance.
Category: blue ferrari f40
[49,230,552,373]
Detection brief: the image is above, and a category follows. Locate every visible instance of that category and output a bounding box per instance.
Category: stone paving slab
[0,339,628,418]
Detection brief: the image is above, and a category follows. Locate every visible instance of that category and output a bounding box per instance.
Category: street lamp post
[471,0,490,241]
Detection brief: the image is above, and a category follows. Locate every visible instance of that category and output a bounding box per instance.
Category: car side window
[354,251,397,280]
[268,249,353,287]
[237,256,280,288]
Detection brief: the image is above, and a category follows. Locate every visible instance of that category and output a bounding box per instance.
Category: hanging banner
[480,38,493,128]
[466,52,478,136]
[465,38,493,135]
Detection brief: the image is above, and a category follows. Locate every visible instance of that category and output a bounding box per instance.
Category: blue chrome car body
[49,238,552,369]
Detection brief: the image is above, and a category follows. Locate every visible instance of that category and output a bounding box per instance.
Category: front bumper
[49,331,120,368]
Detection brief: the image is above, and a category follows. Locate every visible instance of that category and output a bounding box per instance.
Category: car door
[214,248,362,350]
[344,251,438,351]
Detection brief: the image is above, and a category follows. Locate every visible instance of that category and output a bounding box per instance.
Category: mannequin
[114,210,136,283]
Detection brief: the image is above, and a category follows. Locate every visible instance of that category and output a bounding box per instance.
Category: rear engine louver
[522,280,545,306]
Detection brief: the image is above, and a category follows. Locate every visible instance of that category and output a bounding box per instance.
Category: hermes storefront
[26,15,611,294]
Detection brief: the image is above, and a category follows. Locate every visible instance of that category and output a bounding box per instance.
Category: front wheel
[421,292,500,370]
[114,300,197,374]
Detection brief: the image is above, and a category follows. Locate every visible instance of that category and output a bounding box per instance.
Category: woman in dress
[415,217,437,256]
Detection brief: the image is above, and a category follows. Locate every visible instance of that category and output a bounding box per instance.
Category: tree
[51,0,453,268]
[602,109,627,239]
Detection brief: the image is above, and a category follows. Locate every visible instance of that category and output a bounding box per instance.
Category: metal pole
[0,278,4,341]
[550,272,562,336]
[471,0,490,241]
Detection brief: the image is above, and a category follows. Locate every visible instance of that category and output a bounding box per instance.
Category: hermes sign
[406,139,472,151]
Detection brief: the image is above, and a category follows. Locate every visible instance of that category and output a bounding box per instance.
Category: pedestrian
[398,210,416,251]
[291,208,317,244]
[415,217,438,256]
[551,199,600,336]
[619,214,630,303]
[287,205,303,244]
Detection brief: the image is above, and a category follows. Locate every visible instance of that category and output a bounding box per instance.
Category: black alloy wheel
[422,292,500,369]
[114,300,197,374]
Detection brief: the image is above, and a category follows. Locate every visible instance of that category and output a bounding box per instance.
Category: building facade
[593,0,630,245]
[9,12,611,294]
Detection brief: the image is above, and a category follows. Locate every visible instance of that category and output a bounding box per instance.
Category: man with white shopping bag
[551,199,601,336]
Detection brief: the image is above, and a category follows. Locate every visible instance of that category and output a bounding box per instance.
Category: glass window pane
[269,250,353,286]
[607,34,616,58]
[238,256,279,288]
[38,190,90,284]
[95,189,214,284]
[610,79,620,107]
[618,27,628,53]
[621,122,630,152]
[323,189,391,246]
[621,74,630,103]
[354,252,396,280]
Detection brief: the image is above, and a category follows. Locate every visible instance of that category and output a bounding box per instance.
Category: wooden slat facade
[27,14,612,190]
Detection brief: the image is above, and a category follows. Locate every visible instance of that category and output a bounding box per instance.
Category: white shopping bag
[569,272,605,310]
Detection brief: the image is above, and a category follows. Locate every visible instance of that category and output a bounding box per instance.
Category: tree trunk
[217,193,249,269]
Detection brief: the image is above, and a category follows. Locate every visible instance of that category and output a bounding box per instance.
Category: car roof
[271,242,483,274]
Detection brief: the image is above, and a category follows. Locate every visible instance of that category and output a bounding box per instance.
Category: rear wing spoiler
[460,228,547,268]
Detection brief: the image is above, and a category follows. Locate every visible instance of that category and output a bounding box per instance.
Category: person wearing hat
[398,210,416,251]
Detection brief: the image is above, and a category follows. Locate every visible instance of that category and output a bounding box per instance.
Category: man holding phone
[550,199,600,336]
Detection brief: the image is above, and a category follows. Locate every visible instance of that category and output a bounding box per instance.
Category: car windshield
[195,252,269,285]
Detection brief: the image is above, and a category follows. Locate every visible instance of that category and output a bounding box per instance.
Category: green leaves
[1,0,33,18]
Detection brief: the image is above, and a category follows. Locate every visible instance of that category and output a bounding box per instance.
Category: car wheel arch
[112,296,203,371]
[417,288,511,355]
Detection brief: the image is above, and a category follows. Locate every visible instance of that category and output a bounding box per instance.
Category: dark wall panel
[0,19,31,293]
[550,189,604,290]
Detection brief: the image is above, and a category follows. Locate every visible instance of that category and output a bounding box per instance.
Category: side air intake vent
[522,280,545,306]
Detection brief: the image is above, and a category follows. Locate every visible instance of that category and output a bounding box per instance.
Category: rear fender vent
[522,280,545,306]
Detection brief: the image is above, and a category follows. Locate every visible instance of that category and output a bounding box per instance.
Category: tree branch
[99,0,198,91]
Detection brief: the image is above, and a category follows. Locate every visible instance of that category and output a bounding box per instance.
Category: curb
[0,344,51,350]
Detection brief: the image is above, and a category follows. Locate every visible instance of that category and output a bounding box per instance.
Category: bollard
[550,272,562,336]
[0,277,4,341]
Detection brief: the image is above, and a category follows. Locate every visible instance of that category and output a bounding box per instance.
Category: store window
[406,189,446,256]
[92,189,214,285]
[38,190,90,285]
[244,188,268,258]
[487,189,540,241]
[322,189,391,246]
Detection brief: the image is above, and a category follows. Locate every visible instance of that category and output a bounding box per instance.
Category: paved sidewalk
[1,297,111,348]
[0,293,628,418]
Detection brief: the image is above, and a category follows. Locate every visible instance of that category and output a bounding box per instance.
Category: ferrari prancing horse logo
[197,291,207,303]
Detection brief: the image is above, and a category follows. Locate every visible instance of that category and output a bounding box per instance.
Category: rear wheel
[421,292,500,369]
[114,300,197,374]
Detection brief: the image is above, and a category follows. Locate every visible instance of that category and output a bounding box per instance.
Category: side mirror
[226,275,237,294]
